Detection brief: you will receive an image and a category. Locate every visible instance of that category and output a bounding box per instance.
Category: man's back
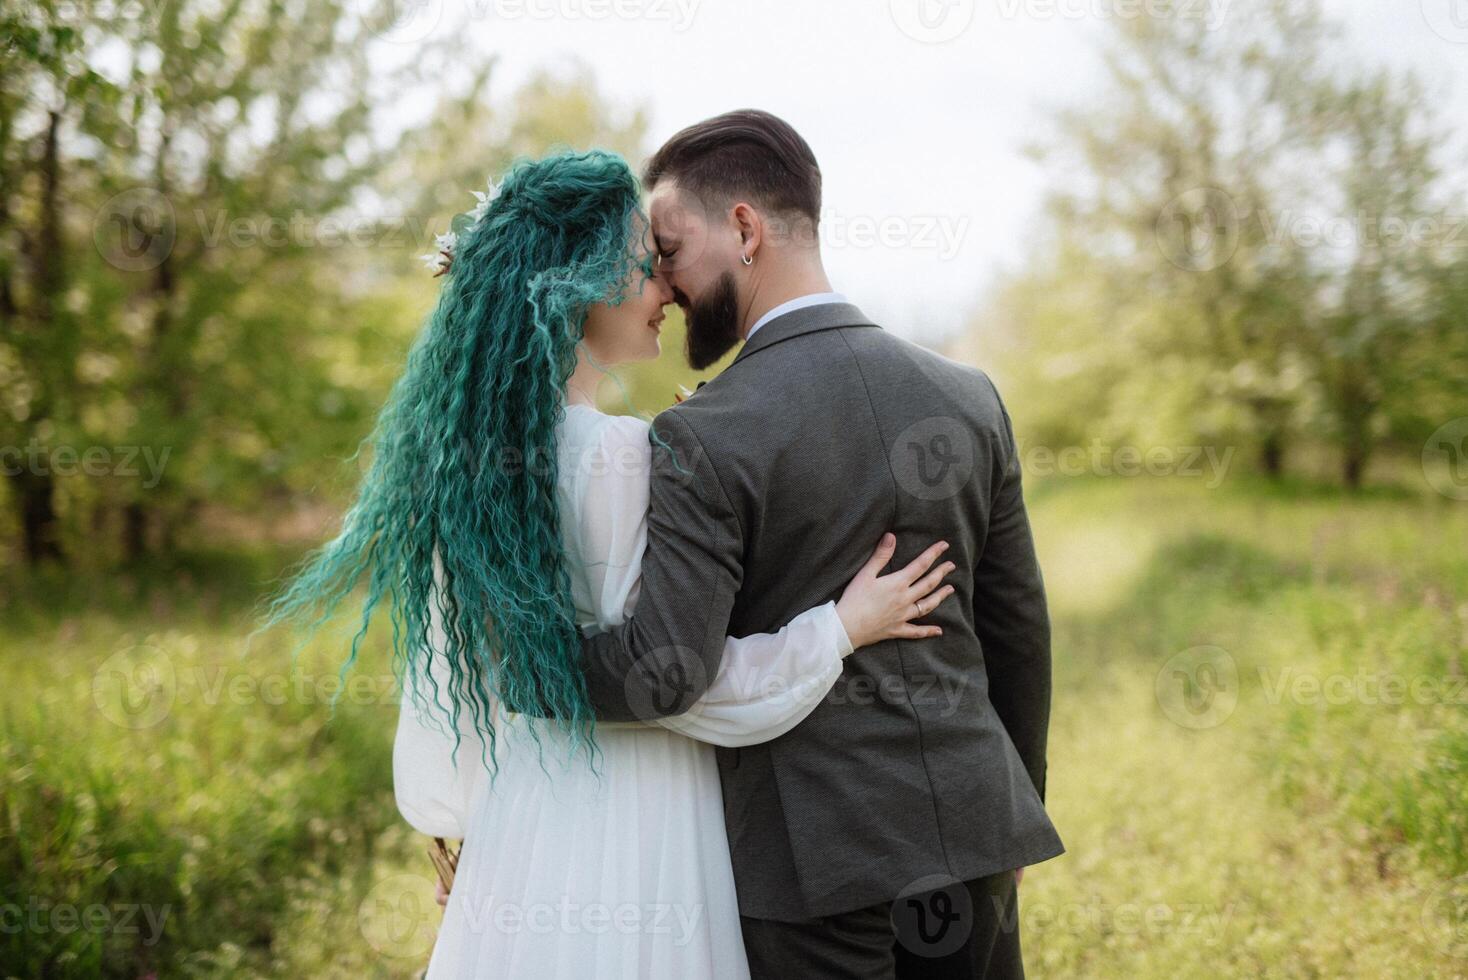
[669,302,1064,921]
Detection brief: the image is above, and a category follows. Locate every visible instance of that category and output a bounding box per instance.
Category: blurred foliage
[952,0,1468,488]
[0,0,647,570]
[0,544,409,977]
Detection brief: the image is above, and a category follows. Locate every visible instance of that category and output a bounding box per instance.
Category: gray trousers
[739,870,1024,980]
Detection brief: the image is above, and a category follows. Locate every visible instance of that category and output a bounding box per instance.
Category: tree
[1296,70,1453,487]
[962,0,1462,488]
[0,3,650,567]
[0,5,112,562]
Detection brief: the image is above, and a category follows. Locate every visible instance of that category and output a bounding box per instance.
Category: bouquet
[427,836,461,897]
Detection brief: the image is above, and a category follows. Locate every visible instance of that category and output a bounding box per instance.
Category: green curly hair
[257,148,653,777]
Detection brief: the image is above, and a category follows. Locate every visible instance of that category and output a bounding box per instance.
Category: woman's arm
[392,549,491,839]
[654,536,956,747]
[576,416,956,746]
[652,600,849,747]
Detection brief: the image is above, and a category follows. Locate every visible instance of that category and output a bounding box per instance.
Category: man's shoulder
[851,323,995,379]
[842,325,1007,419]
[648,400,722,464]
[652,321,1008,440]
[652,374,743,434]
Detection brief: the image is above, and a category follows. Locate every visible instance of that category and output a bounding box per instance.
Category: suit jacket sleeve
[573,406,745,722]
[974,378,1053,802]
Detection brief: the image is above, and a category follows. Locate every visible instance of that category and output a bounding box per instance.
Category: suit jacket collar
[730,301,879,366]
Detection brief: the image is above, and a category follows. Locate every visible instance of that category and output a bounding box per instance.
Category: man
[572,109,1063,979]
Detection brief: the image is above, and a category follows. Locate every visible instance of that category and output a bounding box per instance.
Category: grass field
[1024,474,1467,978]
[3,472,1465,977]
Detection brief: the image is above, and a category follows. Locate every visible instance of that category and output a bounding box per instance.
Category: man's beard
[681,272,742,371]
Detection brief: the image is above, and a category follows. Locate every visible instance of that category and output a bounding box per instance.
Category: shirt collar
[745,291,848,342]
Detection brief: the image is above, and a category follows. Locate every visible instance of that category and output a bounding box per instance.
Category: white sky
[379,0,1468,344]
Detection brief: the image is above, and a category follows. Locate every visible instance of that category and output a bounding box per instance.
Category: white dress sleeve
[571,413,853,748]
[392,548,492,839]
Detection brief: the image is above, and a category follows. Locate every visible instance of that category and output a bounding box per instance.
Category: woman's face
[580,234,674,366]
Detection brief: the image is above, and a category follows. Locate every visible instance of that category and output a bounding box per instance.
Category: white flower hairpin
[467,181,499,223]
[420,176,502,277]
[420,231,458,275]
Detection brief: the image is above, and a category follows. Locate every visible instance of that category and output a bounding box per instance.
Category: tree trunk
[123,501,150,563]
[1260,430,1285,479]
[3,110,68,566]
[8,469,63,565]
[1342,445,1367,492]
[1335,362,1374,493]
[121,129,186,563]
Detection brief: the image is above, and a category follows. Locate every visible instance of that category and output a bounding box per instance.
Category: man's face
[647,180,746,370]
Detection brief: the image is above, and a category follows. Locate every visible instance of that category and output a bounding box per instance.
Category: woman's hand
[835,533,957,650]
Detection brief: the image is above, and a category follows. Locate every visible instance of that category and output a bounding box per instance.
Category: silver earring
[741,253,753,266]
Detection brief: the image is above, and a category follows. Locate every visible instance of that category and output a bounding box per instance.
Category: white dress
[393,404,853,979]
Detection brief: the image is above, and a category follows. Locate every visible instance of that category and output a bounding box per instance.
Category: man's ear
[730,202,763,260]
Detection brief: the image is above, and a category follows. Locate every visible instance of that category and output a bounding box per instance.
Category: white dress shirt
[745,291,848,342]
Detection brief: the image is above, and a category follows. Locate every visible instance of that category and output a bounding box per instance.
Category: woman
[264,149,956,978]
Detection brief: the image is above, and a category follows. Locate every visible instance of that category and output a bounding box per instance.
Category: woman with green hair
[262,149,956,977]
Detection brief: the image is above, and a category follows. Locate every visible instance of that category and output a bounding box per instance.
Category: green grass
[1,473,1465,976]
[1024,473,1468,977]
[0,548,428,978]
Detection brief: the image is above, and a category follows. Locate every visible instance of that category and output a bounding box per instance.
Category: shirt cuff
[822,600,855,658]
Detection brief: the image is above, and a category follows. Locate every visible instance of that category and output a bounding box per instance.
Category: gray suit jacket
[571,301,1064,921]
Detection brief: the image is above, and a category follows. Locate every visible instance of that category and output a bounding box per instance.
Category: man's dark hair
[643,109,822,225]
